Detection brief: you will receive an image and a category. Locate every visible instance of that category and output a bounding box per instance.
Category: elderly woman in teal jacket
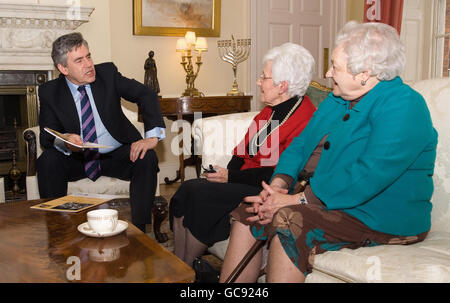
[220,21,438,283]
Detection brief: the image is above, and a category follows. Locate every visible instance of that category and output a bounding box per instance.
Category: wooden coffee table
[0,198,194,283]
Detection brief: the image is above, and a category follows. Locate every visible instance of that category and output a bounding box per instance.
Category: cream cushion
[192,78,450,283]
[192,111,259,168]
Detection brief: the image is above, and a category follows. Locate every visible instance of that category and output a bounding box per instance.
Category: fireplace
[0,1,94,199]
[0,70,47,177]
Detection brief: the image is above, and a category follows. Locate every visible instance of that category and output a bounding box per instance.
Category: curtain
[364,0,404,34]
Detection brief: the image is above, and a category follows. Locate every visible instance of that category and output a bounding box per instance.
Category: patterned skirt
[231,201,428,277]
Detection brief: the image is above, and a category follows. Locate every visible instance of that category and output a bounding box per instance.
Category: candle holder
[9,150,21,195]
[217,35,251,96]
[8,119,21,198]
[176,31,208,97]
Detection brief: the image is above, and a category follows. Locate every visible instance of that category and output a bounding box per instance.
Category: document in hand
[44,127,112,149]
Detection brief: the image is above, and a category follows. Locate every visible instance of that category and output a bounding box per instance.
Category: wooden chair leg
[224,239,266,283]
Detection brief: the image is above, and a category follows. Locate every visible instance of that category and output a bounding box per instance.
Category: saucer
[78,220,128,238]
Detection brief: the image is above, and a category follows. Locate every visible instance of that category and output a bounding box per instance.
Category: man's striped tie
[78,85,101,181]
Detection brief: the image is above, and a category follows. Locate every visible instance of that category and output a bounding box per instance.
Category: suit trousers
[37,144,158,225]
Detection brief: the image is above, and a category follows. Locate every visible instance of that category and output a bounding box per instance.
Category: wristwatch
[299,192,308,205]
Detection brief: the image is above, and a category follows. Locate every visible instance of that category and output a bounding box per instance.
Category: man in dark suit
[37,32,165,232]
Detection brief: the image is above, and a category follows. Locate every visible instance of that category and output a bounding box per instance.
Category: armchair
[192,79,450,282]
[23,105,169,243]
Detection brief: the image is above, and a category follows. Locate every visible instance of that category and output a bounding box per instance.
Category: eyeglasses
[258,73,272,81]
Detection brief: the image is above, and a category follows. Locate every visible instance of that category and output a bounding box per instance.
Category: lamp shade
[184,31,196,45]
[195,37,208,51]
[176,38,188,51]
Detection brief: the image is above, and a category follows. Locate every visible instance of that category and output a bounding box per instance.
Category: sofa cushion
[211,231,450,283]
[310,231,450,282]
[25,175,130,200]
[410,79,450,233]
[305,84,331,108]
[192,111,259,168]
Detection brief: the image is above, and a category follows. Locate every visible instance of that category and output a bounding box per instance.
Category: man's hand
[64,134,83,153]
[130,137,158,162]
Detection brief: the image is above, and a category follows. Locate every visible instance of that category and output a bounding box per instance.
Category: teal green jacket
[273,77,437,236]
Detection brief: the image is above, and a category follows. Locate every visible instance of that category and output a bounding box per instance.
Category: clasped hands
[244,181,299,225]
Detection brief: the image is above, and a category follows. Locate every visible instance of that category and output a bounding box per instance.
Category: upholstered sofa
[192,78,450,282]
[23,105,169,242]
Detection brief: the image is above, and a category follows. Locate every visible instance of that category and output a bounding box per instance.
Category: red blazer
[233,96,316,170]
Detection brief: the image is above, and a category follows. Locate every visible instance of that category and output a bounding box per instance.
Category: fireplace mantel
[0,2,94,71]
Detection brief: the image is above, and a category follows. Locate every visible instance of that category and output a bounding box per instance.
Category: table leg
[164,172,181,185]
[163,115,201,184]
[162,112,203,185]
[152,195,169,243]
[163,154,201,184]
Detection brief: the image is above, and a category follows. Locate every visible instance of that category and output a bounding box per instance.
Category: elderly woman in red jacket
[169,43,317,270]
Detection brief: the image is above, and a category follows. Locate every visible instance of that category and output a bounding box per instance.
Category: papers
[44,127,112,149]
[30,194,115,213]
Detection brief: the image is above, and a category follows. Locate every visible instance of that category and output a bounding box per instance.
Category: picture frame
[133,0,221,37]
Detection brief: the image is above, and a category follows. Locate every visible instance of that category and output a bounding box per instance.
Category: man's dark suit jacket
[38,62,165,149]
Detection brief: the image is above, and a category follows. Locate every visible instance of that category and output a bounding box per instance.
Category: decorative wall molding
[0,3,94,71]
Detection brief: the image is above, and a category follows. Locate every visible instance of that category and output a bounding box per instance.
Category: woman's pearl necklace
[250,96,303,149]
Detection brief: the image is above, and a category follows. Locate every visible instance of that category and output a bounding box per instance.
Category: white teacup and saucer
[78,209,128,238]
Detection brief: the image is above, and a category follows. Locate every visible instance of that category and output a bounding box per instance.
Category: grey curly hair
[335,21,405,81]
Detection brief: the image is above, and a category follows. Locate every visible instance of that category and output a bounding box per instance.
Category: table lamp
[176,31,208,97]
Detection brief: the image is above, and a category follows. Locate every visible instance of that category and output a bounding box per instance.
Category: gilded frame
[133,0,221,37]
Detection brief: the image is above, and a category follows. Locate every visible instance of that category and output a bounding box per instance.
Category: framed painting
[133,0,221,37]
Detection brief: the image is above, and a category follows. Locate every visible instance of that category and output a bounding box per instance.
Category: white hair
[335,21,405,80]
[263,43,315,97]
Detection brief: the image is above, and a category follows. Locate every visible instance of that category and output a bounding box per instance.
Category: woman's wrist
[290,192,307,206]
[270,177,289,189]
[298,192,308,204]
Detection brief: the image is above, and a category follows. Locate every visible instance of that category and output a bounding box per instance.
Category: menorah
[217,35,251,96]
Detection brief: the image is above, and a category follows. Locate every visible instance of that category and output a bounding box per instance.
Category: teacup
[87,209,118,233]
